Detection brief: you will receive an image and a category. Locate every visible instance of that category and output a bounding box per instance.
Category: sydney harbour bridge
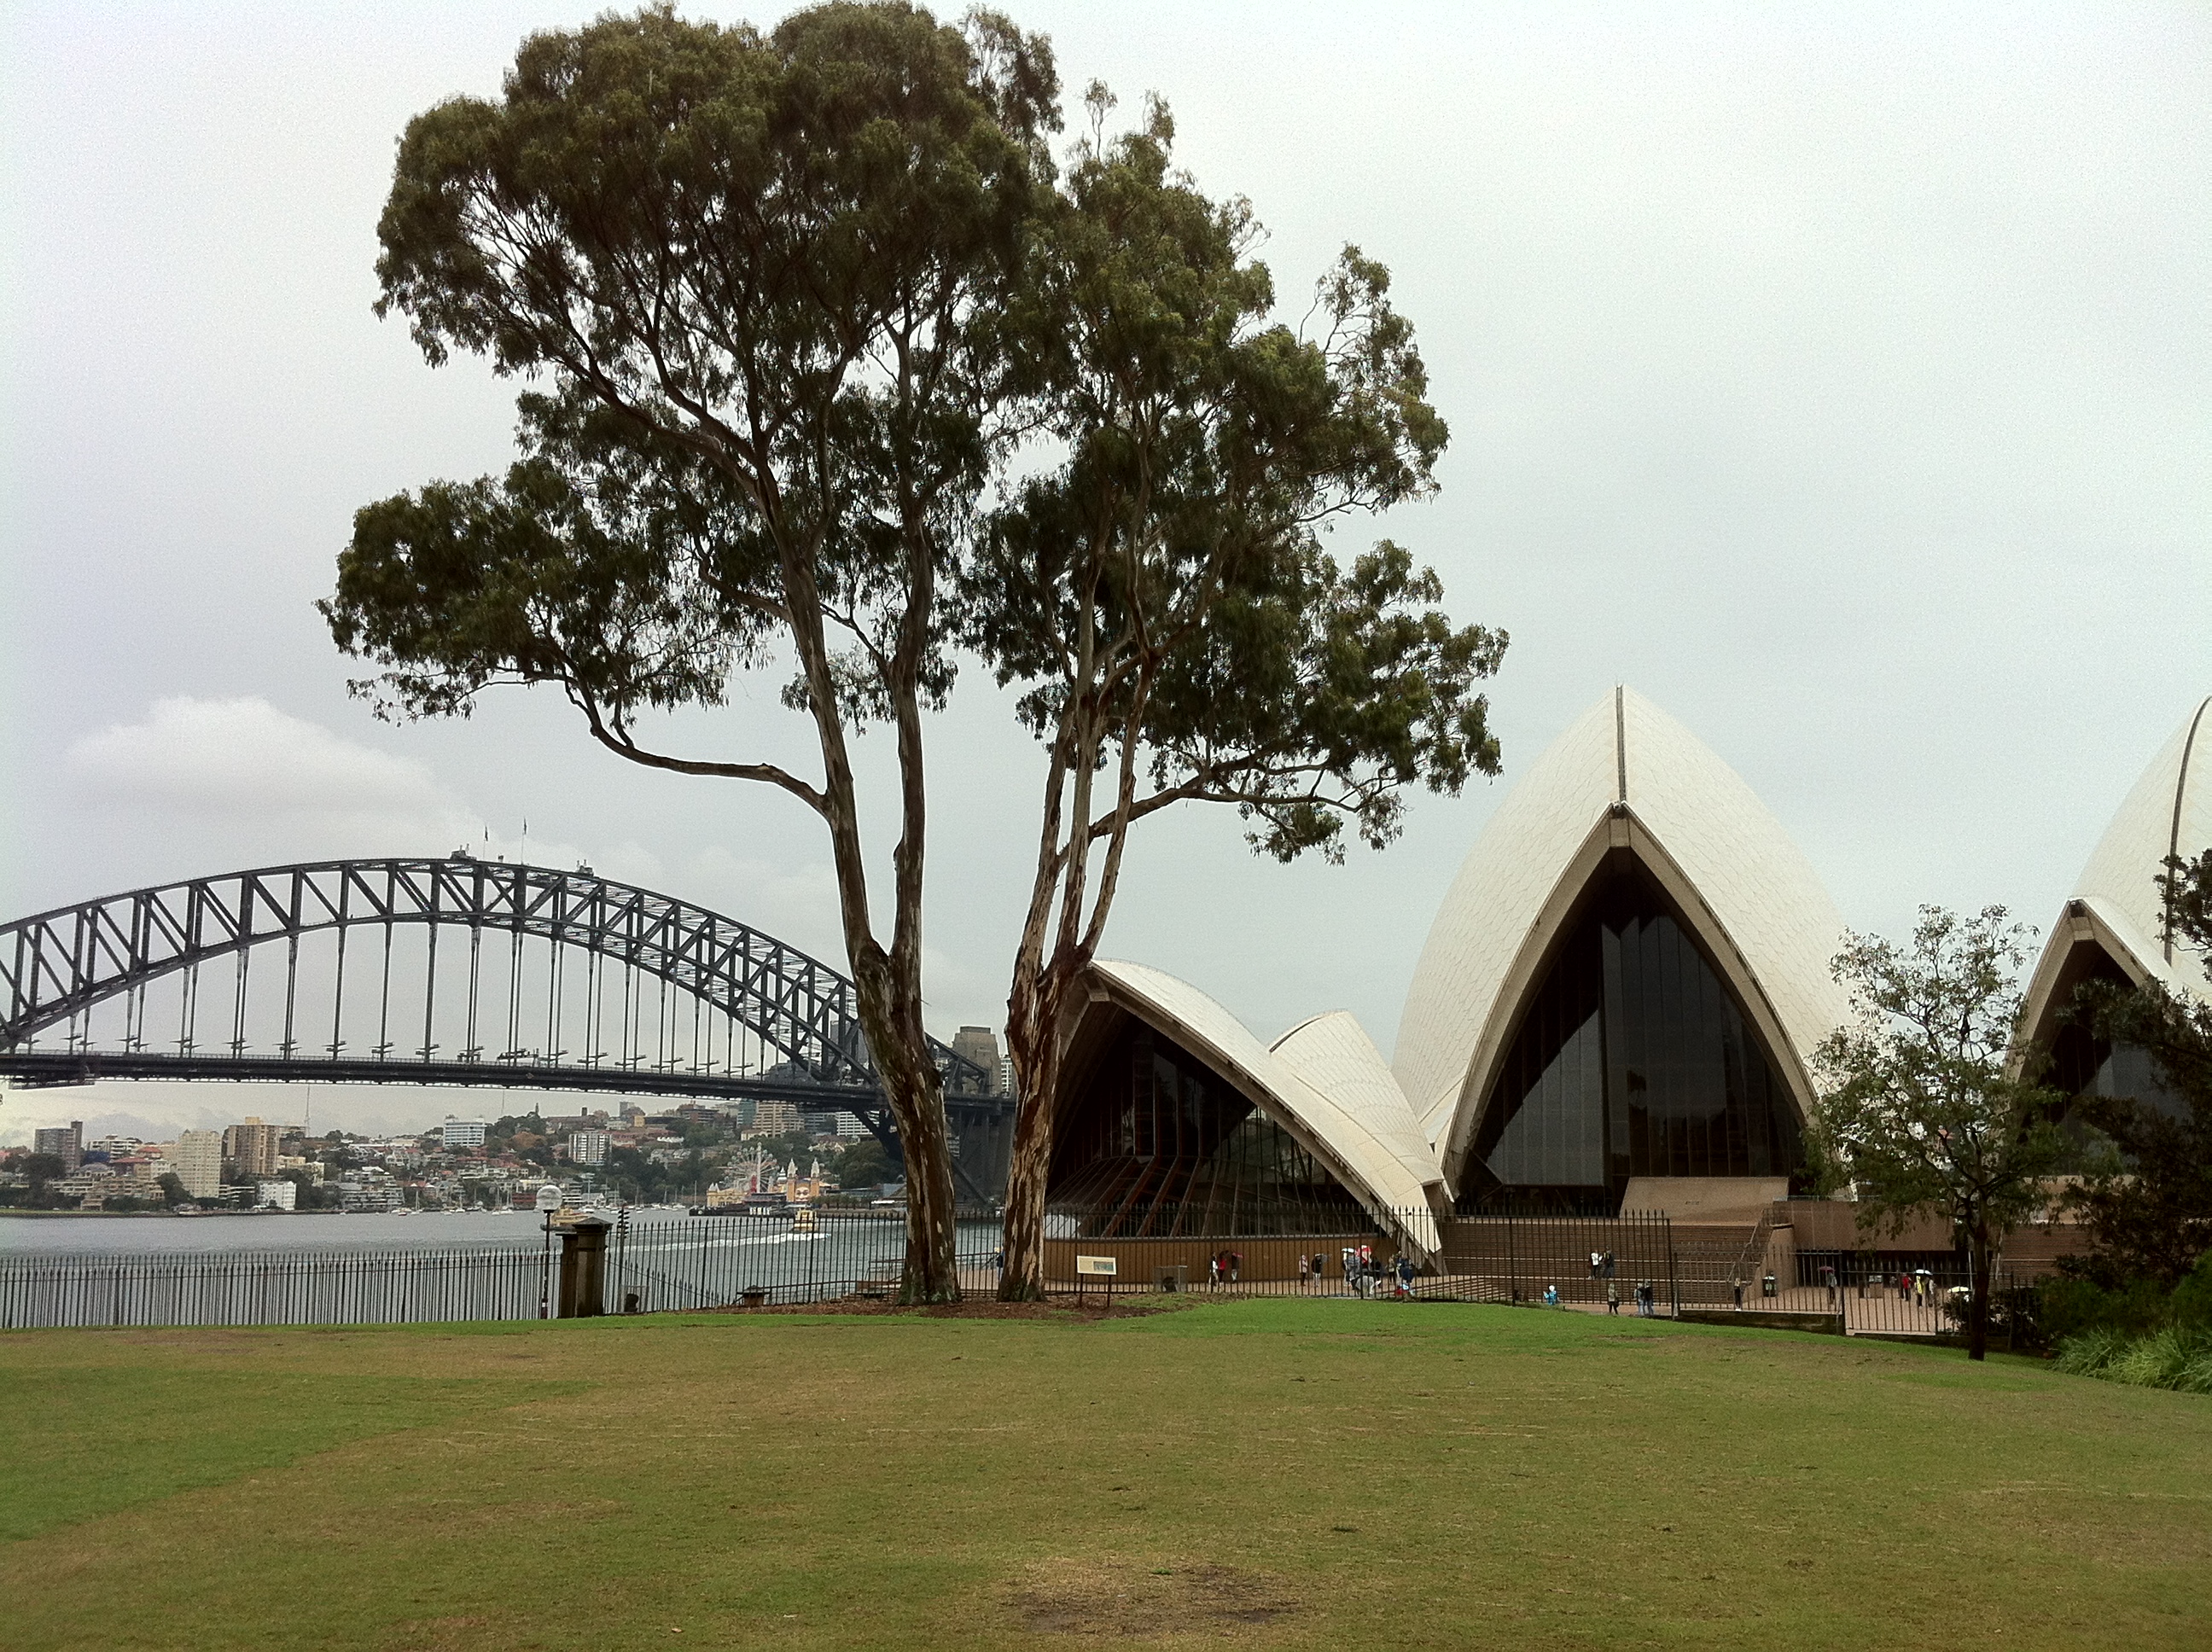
[0,856,1012,1201]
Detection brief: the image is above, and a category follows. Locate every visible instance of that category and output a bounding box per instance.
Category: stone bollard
[556,1214,614,1318]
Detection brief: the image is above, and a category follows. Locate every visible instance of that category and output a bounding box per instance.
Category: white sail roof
[2074,695,2212,1000]
[1088,960,1441,1257]
[2025,695,2212,1027]
[1271,1010,1441,1198]
[1391,685,1853,1176]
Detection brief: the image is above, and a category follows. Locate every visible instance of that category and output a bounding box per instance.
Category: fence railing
[1039,1209,1687,1315]
[0,1201,2026,1338]
[0,1245,548,1330]
[606,1211,1001,1312]
[0,1213,1006,1329]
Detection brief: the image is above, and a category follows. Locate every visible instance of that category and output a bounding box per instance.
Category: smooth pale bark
[788,517,961,1305]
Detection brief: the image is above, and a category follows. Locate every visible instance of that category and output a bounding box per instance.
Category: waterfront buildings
[567,1128,610,1166]
[441,1117,488,1151]
[223,1118,282,1179]
[173,1131,222,1200]
[752,1101,800,1133]
[32,1121,83,1170]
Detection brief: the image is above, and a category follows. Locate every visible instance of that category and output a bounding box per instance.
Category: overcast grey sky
[2,3,2206,1141]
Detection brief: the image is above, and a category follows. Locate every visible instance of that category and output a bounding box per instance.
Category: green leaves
[963,105,1501,867]
[342,3,1062,743]
[1813,905,2069,1242]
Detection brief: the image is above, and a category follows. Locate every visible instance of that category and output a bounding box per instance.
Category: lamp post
[535,1183,562,1318]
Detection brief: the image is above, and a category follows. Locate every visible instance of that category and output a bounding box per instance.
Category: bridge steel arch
[0,859,999,1168]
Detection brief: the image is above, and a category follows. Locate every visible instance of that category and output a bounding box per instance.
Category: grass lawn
[3,1300,2209,1650]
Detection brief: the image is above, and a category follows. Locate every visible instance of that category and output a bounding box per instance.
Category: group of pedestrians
[1206,1249,1243,1288]
[1284,1244,1420,1298]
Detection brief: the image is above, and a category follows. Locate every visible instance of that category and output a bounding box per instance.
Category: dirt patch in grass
[1008,1557,1298,1638]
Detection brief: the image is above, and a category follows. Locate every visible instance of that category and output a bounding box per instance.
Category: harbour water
[0,1209,602,1255]
[0,1208,998,1259]
[0,1209,1004,1329]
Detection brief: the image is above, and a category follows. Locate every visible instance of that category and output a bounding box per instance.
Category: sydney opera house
[1040,686,2210,1272]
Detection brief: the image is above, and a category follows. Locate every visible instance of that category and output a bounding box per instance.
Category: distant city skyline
[4,3,2206,1142]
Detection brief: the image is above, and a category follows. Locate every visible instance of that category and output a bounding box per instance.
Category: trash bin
[1761,1272,1778,1298]
[1155,1265,1188,1294]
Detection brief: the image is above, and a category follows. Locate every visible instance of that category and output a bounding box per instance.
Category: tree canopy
[326,6,1503,1305]
[1814,905,2069,1359]
[326,2,1062,1302]
[972,90,1504,1296]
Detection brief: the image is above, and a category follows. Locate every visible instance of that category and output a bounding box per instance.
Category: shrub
[2040,1276,2172,1342]
[2169,1252,2212,1329]
[2180,1347,2212,1395]
[2054,1324,2212,1393]
[2052,1328,2122,1377]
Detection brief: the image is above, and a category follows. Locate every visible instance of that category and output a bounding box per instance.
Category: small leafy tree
[969,93,1505,1298]
[1814,906,2069,1359]
[832,1136,896,1190]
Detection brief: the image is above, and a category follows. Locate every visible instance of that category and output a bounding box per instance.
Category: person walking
[1589,1248,1602,1280]
[1298,1253,1311,1291]
[1732,1275,1744,1311]
[1230,1250,1242,1285]
[1606,1278,1621,1315]
[1636,1280,1654,1318]
[1208,1254,1220,1290]
[1603,1249,1616,1280]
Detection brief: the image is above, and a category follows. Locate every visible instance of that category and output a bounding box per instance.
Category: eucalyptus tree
[967,93,1507,1300]
[322,3,1058,1302]
[1814,906,2069,1359]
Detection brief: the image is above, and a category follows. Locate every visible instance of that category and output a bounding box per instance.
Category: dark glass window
[2046,945,2191,1123]
[1047,1021,1366,1236]
[1462,854,1802,1211]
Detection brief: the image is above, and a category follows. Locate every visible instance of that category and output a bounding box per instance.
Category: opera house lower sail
[1048,1019,1369,1238]
[1038,686,1855,1262]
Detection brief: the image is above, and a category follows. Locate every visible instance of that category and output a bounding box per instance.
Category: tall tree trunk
[853,949,960,1303]
[782,541,958,1304]
[1967,1212,1991,1362]
[998,955,1066,1300]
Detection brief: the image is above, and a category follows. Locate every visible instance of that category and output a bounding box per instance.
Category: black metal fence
[1040,1208,1686,1314]
[0,1202,2040,1339]
[606,1210,1001,1312]
[0,1244,548,1330]
[0,1212,1010,1330]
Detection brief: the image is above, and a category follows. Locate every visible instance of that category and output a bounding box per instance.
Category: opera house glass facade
[1461,856,1802,1211]
[1049,1021,1367,1237]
